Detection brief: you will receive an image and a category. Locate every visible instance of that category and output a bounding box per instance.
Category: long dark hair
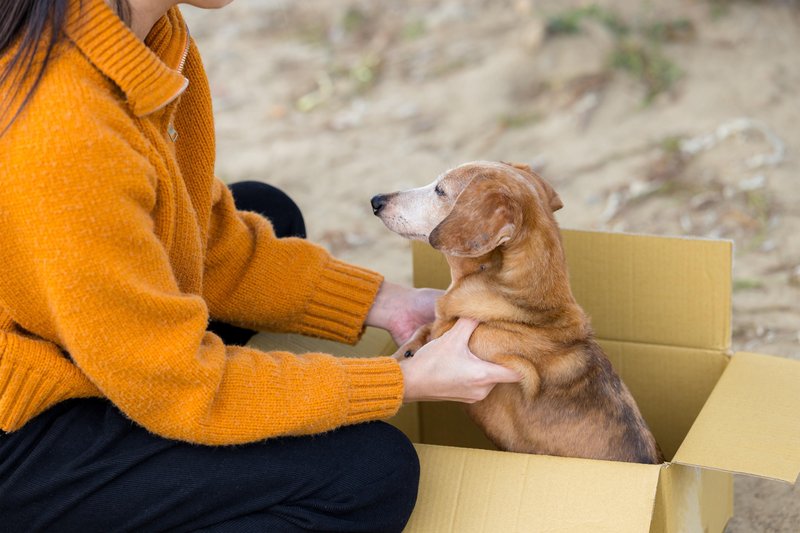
[0,0,130,136]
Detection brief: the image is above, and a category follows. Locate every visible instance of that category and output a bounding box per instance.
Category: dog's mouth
[388,225,427,241]
[374,212,428,241]
[399,232,427,241]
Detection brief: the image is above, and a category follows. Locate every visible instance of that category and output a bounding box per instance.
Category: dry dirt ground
[182,1,799,530]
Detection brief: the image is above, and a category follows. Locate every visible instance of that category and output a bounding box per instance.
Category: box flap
[406,444,662,533]
[560,230,732,350]
[412,230,733,351]
[673,352,800,483]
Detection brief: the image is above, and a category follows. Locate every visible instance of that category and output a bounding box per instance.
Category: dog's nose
[371,195,386,215]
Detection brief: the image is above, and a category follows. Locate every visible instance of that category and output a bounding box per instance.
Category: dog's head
[371,161,563,257]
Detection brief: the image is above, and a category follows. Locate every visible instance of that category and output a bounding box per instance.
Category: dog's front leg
[392,323,432,361]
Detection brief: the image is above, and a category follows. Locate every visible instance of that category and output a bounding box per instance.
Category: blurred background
[181,1,799,530]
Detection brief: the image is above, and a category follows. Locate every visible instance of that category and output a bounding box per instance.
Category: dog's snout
[371,195,387,215]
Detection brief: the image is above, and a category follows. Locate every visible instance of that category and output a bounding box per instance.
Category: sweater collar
[65,0,190,117]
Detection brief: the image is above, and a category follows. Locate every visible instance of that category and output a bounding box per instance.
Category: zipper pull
[167,123,178,142]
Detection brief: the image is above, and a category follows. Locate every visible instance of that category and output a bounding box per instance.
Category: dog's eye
[435,185,446,197]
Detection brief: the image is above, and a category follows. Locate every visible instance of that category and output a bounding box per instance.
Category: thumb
[448,317,479,339]
[479,360,524,384]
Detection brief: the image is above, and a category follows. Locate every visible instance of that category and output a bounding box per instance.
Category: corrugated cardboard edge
[405,444,662,533]
[673,352,800,484]
[650,464,732,533]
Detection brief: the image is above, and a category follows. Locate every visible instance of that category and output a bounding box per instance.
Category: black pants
[0,182,420,532]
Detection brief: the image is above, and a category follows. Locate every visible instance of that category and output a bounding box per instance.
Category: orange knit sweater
[0,0,403,445]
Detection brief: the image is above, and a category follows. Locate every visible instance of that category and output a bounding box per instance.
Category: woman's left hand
[366,281,443,345]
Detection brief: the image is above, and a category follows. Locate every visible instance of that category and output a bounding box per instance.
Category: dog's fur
[372,161,664,463]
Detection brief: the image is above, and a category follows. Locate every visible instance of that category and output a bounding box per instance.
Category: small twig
[679,117,785,169]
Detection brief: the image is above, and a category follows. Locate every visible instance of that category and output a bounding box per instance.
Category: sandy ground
[182,1,799,530]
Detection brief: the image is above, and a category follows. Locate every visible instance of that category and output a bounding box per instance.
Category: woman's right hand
[398,318,522,403]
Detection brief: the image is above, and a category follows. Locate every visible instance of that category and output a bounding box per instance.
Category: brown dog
[371,161,663,464]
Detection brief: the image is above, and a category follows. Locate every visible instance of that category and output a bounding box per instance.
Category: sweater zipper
[176,26,191,74]
[168,25,191,142]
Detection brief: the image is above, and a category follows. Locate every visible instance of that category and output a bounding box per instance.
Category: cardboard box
[249,229,800,532]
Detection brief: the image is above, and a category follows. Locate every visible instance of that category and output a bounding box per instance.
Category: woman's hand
[398,318,523,403]
[366,281,443,345]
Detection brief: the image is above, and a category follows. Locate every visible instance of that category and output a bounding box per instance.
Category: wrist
[365,281,406,330]
[398,358,418,403]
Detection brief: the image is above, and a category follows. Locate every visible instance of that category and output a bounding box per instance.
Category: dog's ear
[429,175,519,257]
[502,161,564,212]
[504,161,533,174]
[538,177,564,212]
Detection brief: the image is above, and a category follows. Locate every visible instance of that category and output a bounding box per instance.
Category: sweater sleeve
[202,178,383,344]
[0,114,403,446]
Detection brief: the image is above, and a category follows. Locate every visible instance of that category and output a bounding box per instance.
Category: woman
[0,0,521,531]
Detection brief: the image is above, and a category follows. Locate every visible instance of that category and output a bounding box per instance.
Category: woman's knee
[236,422,419,532]
[344,422,420,530]
[228,181,306,238]
[372,422,420,486]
